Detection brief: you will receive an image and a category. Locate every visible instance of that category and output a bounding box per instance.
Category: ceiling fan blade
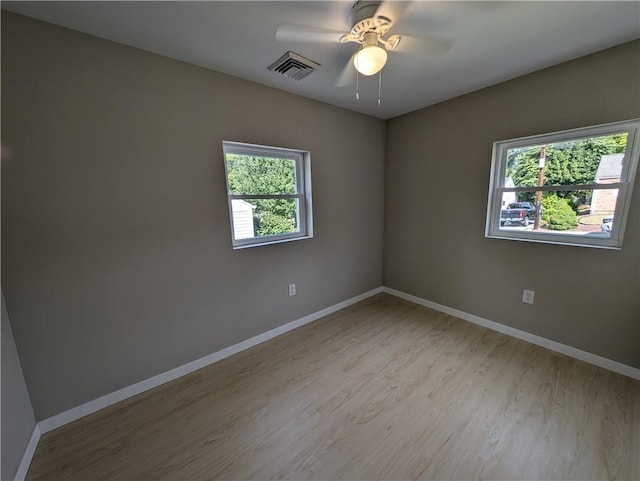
[374,1,413,26]
[276,23,345,43]
[394,34,454,55]
[335,55,356,88]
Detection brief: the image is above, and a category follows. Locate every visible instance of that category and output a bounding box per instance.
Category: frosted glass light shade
[353,45,388,76]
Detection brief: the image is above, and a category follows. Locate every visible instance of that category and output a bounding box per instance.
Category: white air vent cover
[268,51,320,81]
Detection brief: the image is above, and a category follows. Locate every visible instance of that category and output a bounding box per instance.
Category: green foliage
[541,194,578,230]
[506,133,627,209]
[226,154,296,195]
[225,155,298,237]
[252,199,297,236]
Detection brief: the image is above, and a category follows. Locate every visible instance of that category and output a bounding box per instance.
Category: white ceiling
[3,1,640,119]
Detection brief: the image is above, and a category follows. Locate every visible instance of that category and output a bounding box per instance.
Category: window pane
[498,189,616,238]
[225,154,297,195]
[504,133,628,188]
[231,198,299,240]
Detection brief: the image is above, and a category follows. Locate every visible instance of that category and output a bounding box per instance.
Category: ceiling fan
[276,1,454,101]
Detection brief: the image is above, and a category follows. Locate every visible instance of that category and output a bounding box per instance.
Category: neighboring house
[501,178,517,208]
[231,199,256,239]
[590,153,623,213]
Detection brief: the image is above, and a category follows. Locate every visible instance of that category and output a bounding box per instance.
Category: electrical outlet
[288,283,296,297]
[522,289,535,304]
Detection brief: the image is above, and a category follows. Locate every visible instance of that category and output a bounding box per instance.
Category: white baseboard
[14,424,41,481]
[382,287,640,381]
[38,287,384,434]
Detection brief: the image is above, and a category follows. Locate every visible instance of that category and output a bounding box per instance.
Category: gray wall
[1,292,36,481]
[384,40,640,368]
[1,12,385,420]
[3,10,639,429]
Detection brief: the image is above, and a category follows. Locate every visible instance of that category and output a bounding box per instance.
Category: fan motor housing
[349,1,392,38]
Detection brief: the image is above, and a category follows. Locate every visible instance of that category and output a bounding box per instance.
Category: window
[485,119,640,249]
[222,141,312,249]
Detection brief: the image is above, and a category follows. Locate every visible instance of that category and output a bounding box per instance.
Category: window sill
[486,231,621,250]
[232,234,313,250]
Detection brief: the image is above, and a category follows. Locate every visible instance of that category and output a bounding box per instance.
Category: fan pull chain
[355,48,360,100]
[378,70,382,106]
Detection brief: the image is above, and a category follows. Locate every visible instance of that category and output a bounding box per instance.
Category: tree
[506,134,627,209]
[225,154,298,237]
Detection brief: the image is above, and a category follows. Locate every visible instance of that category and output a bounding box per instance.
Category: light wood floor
[27,294,639,480]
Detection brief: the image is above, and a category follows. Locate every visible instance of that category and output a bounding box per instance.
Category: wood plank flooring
[27,294,639,480]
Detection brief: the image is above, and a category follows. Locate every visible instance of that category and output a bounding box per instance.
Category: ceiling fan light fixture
[353,44,387,76]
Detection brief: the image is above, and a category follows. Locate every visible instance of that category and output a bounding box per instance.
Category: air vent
[268,51,320,81]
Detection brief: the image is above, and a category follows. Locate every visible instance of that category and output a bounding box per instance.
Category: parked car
[500,202,540,227]
[601,216,613,233]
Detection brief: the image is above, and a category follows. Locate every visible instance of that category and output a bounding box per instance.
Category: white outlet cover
[522,289,535,304]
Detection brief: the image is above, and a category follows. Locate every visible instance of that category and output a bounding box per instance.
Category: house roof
[596,153,624,180]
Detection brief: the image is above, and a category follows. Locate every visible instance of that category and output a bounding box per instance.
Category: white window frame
[222,141,313,249]
[485,119,640,249]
